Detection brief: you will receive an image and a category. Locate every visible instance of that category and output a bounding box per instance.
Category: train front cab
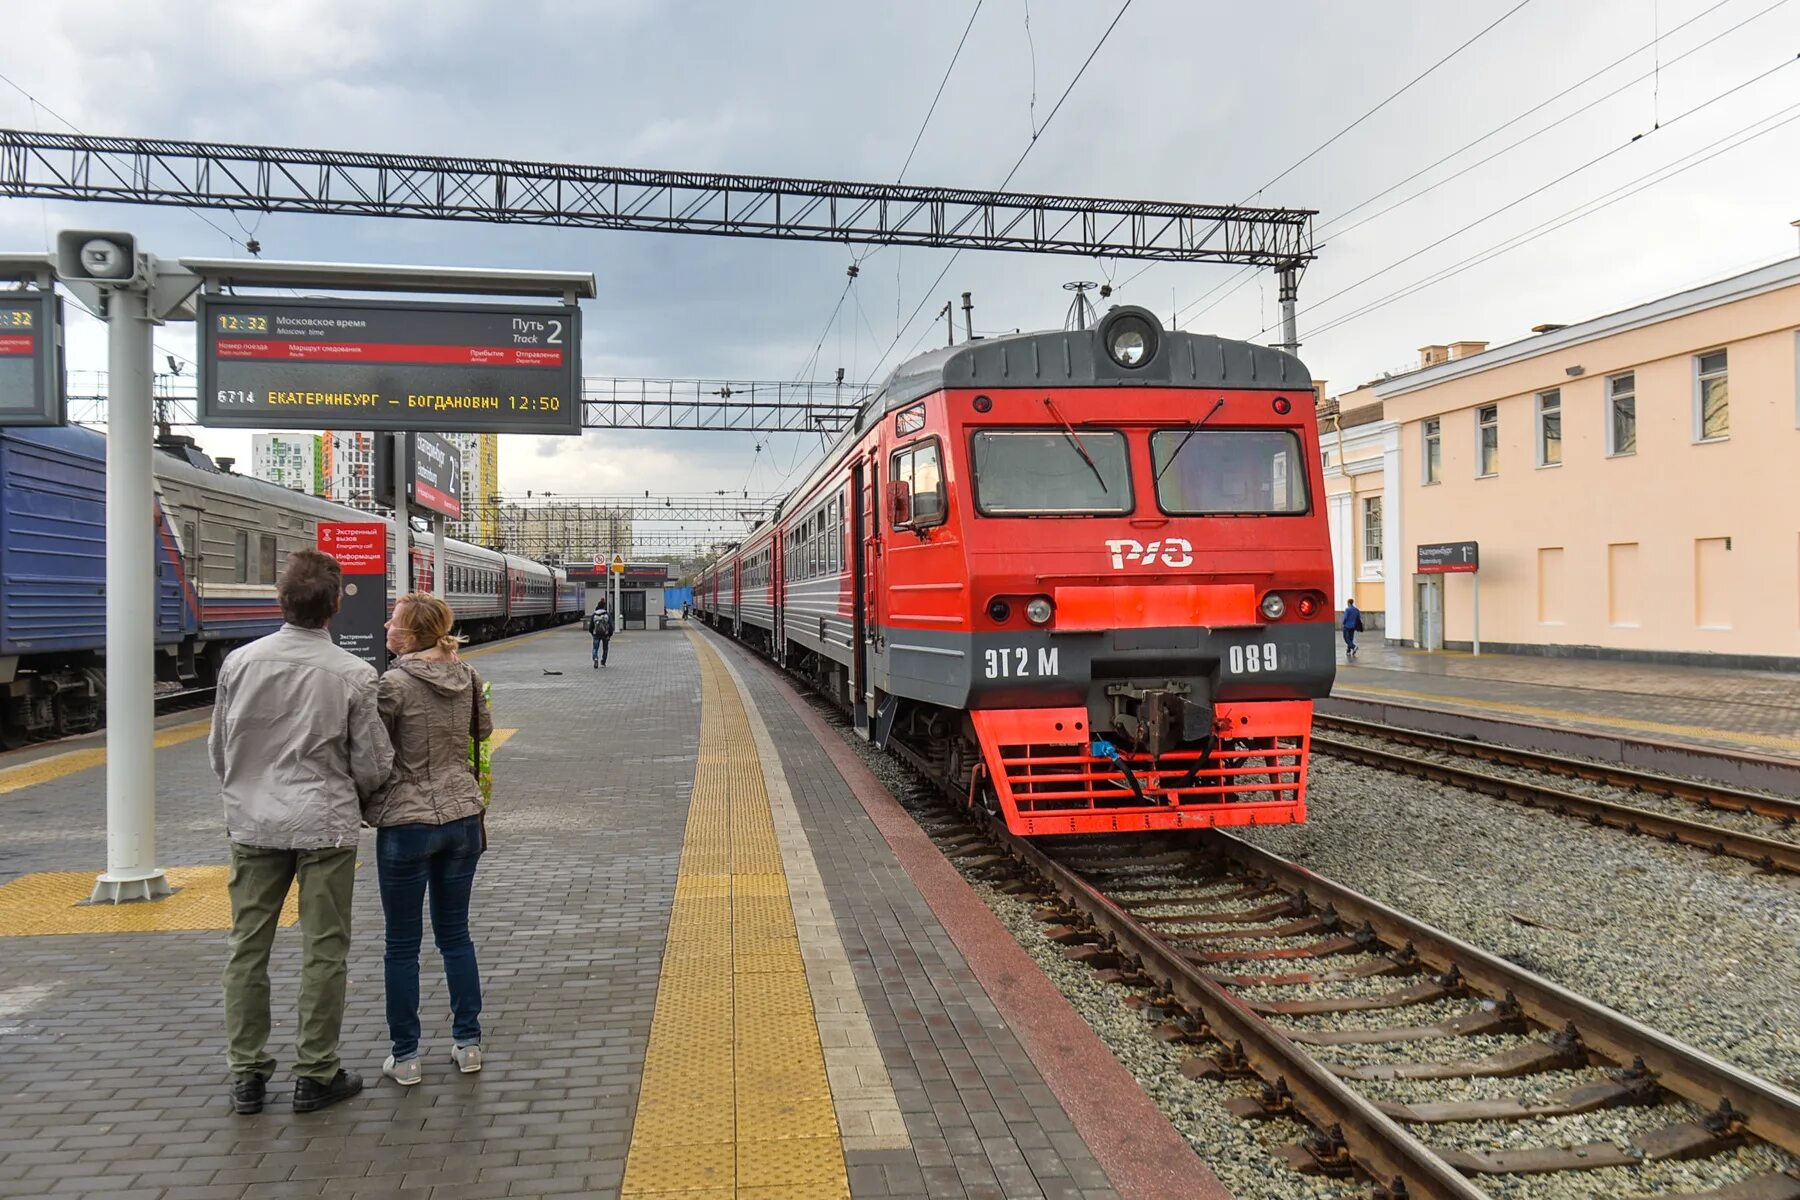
[873,309,1336,836]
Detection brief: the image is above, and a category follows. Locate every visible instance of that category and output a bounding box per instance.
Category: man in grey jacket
[210,548,394,1115]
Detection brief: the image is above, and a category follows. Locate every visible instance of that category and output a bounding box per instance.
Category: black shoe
[293,1069,363,1113]
[230,1072,267,1115]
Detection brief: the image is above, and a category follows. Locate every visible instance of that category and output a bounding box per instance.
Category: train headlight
[1104,313,1157,367]
[1025,596,1054,625]
[1260,593,1286,622]
[986,598,1012,622]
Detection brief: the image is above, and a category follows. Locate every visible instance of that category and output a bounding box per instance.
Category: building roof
[1374,255,1800,398]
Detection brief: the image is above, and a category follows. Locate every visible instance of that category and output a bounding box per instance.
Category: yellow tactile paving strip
[708,642,910,1153]
[1336,684,1800,753]
[0,719,211,796]
[621,635,850,1200]
[0,729,518,937]
[0,866,300,936]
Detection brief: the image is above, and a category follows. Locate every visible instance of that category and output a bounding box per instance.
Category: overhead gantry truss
[69,376,858,433]
[0,130,1316,266]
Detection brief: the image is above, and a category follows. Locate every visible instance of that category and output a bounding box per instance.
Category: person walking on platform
[211,548,393,1116]
[589,599,613,668]
[1342,599,1364,660]
[367,593,493,1088]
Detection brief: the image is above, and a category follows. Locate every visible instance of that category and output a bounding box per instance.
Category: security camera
[55,230,141,285]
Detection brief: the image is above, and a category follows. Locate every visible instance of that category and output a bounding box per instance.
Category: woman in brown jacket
[366,593,493,1087]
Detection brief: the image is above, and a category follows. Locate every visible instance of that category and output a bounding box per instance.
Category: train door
[1415,577,1443,651]
[773,540,785,660]
[857,449,882,732]
[850,460,869,733]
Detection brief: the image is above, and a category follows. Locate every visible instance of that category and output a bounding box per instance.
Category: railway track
[934,814,1800,1199]
[1311,716,1800,876]
[728,635,1800,1197]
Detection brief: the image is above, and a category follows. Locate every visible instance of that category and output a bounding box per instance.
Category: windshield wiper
[1154,397,1227,482]
[1041,396,1109,493]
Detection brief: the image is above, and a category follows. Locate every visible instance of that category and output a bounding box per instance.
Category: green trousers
[222,843,357,1082]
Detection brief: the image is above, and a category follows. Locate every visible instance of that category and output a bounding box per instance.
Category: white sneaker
[382,1055,422,1086]
[450,1043,482,1074]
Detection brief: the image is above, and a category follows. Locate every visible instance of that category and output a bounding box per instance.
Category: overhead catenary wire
[1248,52,1800,339]
[1301,100,1800,340]
[1321,0,1793,245]
[862,0,1136,391]
[772,0,990,489]
[0,69,252,253]
[1167,0,1786,331]
[1114,0,1540,303]
[1248,0,1537,202]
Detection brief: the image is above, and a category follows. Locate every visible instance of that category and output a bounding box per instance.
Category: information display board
[375,431,465,520]
[1417,541,1480,574]
[198,296,581,435]
[408,431,463,519]
[318,521,389,672]
[0,291,65,427]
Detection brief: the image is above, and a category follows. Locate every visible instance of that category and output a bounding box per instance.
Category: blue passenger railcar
[1,426,579,744]
[0,428,190,739]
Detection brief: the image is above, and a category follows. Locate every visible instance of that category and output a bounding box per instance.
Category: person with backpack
[367,592,492,1088]
[589,600,613,668]
[1342,599,1364,660]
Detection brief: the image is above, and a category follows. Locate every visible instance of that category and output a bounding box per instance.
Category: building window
[1536,390,1561,467]
[1422,418,1441,484]
[1695,350,1728,440]
[1607,373,1636,456]
[1361,496,1383,572]
[1476,405,1498,477]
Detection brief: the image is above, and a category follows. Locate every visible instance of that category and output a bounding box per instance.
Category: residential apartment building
[442,432,500,546]
[495,502,634,564]
[249,433,321,495]
[1332,255,1800,665]
[321,431,379,511]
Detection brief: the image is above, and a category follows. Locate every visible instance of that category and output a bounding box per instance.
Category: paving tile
[0,627,1127,1200]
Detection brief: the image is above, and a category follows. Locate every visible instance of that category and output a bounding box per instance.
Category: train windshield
[1151,429,1310,515]
[971,429,1132,515]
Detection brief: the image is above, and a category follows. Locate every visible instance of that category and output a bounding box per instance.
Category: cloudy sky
[4,0,1796,551]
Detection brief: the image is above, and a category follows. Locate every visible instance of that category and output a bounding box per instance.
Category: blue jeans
[376,815,483,1060]
[592,634,609,665]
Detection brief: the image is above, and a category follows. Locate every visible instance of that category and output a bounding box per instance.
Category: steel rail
[993,819,1489,1200]
[1312,733,1800,875]
[1209,831,1800,1160]
[1315,714,1800,826]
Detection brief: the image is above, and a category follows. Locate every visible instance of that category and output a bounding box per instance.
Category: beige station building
[1319,254,1800,668]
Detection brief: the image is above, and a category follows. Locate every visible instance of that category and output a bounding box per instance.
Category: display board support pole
[433,516,446,598]
[1472,574,1482,657]
[91,285,170,904]
[393,436,410,597]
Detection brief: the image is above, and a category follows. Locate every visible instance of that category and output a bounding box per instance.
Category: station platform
[1332,635,1800,758]
[0,624,1226,1200]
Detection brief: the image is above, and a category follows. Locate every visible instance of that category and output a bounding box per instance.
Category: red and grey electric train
[695,307,1334,836]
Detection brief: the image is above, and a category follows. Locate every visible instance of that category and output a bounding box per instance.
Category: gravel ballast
[810,694,1800,1198]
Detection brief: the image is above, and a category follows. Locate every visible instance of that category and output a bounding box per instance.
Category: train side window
[258,535,278,585]
[890,440,946,529]
[234,530,249,583]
